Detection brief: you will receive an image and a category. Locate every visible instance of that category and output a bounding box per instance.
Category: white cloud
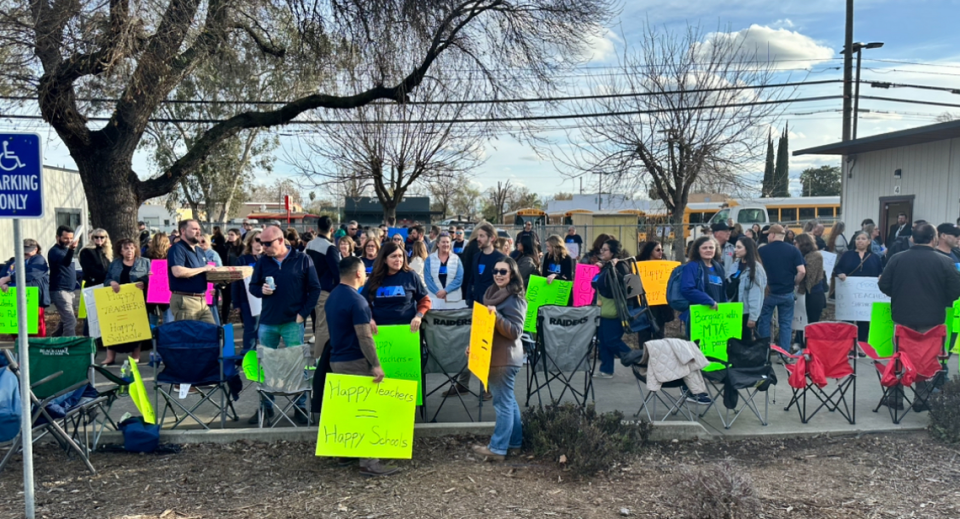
[579,28,619,63]
[701,24,834,70]
[771,19,795,29]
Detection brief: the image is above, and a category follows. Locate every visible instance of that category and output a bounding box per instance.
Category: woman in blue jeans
[233,230,262,354]
[470,257,527,461]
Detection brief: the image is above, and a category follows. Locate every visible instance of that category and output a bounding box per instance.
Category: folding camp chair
[628,339,708,422]
[421,309,483,422]
[861,324,948,424]
[0,337,124,475]
[526,305,600,408]
[255,344,312,427]
[773,321,858,424]
[699,337,777,429]
[152,321,239,429]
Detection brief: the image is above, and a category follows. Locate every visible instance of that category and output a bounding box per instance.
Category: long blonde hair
[545,235,569,262]
[84,228,113,261]
[147,232,170,259]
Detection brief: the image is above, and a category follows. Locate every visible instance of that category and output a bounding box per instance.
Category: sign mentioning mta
[0,133,44,218]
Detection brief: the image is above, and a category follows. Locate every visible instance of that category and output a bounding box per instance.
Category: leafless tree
[0,0,615,242]
[486,180,513,224]
[550,23,792,259]
[292,74,487,223]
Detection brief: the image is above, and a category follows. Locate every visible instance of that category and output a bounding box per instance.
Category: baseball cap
[764,224,785,235]
[23,239,39,253]
[710,222,730,233]
[937,223,960,237]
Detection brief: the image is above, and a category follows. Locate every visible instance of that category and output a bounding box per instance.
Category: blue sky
[17,0,960,202]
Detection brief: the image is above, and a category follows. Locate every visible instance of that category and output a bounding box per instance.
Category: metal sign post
[0,133,44,519]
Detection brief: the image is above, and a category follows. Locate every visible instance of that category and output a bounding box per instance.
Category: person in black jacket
[878,224,960,331]
[304,216,342,358]
[541,235,576,284]
[79,229,112,287]
[48,225,79,337]
[886,213,912,248]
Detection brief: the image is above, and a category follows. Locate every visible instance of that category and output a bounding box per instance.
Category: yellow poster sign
[633,260,680,306]
[315,374,417,459]
[128,359,156,424]
[78,281,86,319]
[468,302,496,390]
[93,284,152,347]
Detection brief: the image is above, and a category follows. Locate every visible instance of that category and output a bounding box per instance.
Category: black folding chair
[420,309,483,422]
[526,305,599,408]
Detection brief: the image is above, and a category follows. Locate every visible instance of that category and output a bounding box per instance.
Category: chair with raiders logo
[420,308,483,422]
[527,305,600,408]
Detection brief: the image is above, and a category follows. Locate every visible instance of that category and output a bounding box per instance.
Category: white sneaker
[308,337,316,344]
[594,372,614,379]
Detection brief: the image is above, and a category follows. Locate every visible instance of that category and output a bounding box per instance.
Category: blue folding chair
[152,321,239,429]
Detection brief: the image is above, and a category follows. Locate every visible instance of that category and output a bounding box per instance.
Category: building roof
[344,196,432,214]
[794,119,960,156]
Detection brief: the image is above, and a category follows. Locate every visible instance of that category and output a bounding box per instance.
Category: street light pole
[852,42,884,139]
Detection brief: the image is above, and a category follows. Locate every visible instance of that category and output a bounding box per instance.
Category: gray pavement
[82,320,930,440]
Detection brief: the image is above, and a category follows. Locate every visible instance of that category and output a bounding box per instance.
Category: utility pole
[842,0,854,143]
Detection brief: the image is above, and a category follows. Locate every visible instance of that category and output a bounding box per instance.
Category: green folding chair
[0,337,127,475]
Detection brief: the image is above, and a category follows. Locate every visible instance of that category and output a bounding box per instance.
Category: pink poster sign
[573,264,600,307]
[146,259,215,305]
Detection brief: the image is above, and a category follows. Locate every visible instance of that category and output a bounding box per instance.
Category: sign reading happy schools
[0,134,43,218]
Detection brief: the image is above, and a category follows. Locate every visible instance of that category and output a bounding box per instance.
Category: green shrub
[522,403,651,477]
[928,375,960,443]
[671,460,760,519]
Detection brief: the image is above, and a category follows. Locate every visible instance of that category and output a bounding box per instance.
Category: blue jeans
[598,318,632,375]
[487,366,522,456]
[258,321,306,408]
[758,292,795,350]
[239,304,259,355]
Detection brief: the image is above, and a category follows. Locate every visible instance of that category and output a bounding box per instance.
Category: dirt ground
[2,431,959,519]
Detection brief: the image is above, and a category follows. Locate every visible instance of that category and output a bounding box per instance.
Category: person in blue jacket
[0,239,51,337]
[679,236,728,334]
[232,230,262,355]
[591,239,643,378]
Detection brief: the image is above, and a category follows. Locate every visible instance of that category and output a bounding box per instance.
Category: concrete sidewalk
[71,319,931,445]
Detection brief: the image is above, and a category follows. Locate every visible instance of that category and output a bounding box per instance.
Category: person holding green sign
[0,238,50,337]
[364,242,432,334]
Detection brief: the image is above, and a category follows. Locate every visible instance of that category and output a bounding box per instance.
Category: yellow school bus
[503,208,547,227]
[548,209,593,225]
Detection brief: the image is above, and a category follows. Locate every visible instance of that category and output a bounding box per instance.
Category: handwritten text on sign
[148,259,215,305]
[689,302,743,372]
[633,260,680,306]
[468,302,496,390]
[835,277,890,322]
[82,284,103,338]
[573,264,600,307]
[93,284,152,347]
[524,275,573,333]
[0,287,39,334]
[374,325,423,405]
[315,374,417,459]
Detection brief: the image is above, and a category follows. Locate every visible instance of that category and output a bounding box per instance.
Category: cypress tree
[762,129,775,197]
[774,123,790,197]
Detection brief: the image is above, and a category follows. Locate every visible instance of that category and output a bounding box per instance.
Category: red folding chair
[772,322,858,424]
[860,325,948,424]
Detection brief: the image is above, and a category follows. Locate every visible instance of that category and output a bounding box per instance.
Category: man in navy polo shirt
[757,224,806,354]
[168,219,216,323]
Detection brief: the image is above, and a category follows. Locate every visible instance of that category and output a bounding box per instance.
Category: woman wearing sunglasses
[80,229,113,288]
[363,242,431,334]
[469,257,527,462]
[233,230,262,354]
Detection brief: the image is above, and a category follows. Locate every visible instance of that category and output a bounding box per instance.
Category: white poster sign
[820,251,837,279]
[834,277,890,322]
[567,243,580,259]
[792,292,807,330]
[82,283,103,338]
[243,276,262,317]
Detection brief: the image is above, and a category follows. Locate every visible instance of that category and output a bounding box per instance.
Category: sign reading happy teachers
[93,284,152,347]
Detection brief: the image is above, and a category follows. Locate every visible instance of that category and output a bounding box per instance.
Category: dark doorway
[879,195,915,245]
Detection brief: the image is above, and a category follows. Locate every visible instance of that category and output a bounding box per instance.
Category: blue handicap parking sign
[0,133,43,218]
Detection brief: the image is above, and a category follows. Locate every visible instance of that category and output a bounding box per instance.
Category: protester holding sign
[364,242,431,334]
[679,236,728,337]
[636,240,676,337]
[233,231,262,354]
[102,239,151,365]
[470,257,527,462]
[424,233,465,311]
[833,231,883,342]
[727,237,765,340]
[325,256,398,477]
[592,239,640,378]
[542,235,576,285]
[145,232,173,327]
[0,239,50,337]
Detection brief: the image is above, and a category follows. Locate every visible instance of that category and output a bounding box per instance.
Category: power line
[0,79,842,108]
[0,95,844,125]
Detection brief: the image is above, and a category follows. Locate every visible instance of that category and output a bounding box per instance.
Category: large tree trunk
[74,153,141,245]
[382,203,398,226]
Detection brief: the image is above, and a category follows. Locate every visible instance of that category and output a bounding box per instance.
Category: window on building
[55,208,83,247]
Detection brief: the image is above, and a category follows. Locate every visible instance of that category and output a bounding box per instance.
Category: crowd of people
[2,212,959,474]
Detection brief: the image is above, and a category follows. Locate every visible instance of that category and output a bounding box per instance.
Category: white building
[795,119,960,242]
[138,204,180,234]
[0,166,88,261]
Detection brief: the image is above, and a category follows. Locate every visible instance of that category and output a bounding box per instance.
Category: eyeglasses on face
[492,268,509,276]
[257,238,280,246]
[93,236,106,240]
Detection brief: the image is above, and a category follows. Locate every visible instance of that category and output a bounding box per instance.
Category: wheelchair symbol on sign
[0,141,26,172]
